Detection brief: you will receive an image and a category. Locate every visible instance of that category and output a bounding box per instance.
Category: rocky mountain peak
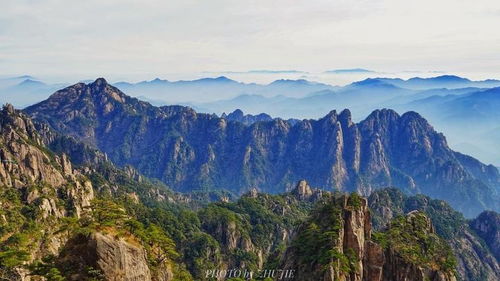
[228,109,244,119]
[92,77,108,87]
[338,108,353,125]
[292,180,313,199]
[0,104,94,224]
[405,210,435,233]
[88,78,126,103]
[248,187,259,198]
[324,109,338,120]
[281,194,457,281]
[1,103,41,144]
[222,109,274,125]
[4,103,15,114]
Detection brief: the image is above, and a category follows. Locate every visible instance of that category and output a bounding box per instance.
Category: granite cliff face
[165,181,459,281]
[279,192,457,281]
[25,79,500,217]
[368,188,500,281]
[0,105,183,281]
[9,78,499,281]
[0,104,95,280]
[376,212,456,281]
[0,104,94,220]
[58,232,157,281]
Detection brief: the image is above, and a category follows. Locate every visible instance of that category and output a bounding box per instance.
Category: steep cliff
[0,105,189,281]
[25,79,500,217]
[368,188,500,281]
[180,181,317,280]
[57,232,164,281]
[0,104,94,280]
[279,192,457,281]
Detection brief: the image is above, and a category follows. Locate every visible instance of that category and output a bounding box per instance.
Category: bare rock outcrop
[291,180,313,199]
[0,105,94,219]
[59,232,157,281]
[0,105,96,280]
[88,232,153,281]
[279,193,456,281]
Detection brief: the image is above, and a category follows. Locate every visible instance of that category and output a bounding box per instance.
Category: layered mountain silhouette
[24,79,500,217]
[114,76,336,103]
[5,74,500,168]
[399,87,500,165]
[0,77,67,107]
[374,75,500,90]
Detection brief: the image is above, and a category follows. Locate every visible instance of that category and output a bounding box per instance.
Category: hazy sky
[1,0,500,83]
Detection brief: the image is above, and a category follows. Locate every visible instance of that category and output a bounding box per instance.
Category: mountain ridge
[24,78,500,217]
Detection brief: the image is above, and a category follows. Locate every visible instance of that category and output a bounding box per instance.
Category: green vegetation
[123,192,313,280]
[0,186,45,278]
[1,178,463,281]
[369,188,466,239]
[29,256,68,281]
[292,195,358,275]
[347,192,363,210]
[372,212,457,273]
[65,198,189,279]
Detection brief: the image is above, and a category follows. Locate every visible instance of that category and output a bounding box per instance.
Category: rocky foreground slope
[25,78,500,217]
[0,105,189,280]
[0,104,95,279]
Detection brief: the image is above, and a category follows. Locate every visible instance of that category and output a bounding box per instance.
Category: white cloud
[1,0,499,81]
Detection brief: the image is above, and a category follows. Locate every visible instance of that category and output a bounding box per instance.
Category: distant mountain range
[3,74,500,166]
[194,76,500,119]
[192,76,500,166]
[114,76,338,103]
[375,75,500,90]
[0,76,68,107]
[2,75,499,281]
[25,78,500,217]
[396,87,500,166]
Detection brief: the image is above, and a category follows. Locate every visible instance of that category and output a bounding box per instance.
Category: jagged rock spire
[292,180,313,199]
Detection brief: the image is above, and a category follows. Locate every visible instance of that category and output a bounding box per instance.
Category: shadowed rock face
[0,104,188,281]
[470,211,500,261]
[0,105,488,281]
[25,79,500,217]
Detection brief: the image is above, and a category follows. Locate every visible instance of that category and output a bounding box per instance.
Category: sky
[1,0,500,84]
